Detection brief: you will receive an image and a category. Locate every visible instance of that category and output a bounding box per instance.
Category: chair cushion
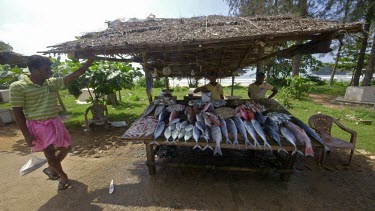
[321,134,354,149]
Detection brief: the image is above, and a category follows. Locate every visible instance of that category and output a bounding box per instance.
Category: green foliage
[276,86,294,109]
[0,64,25,89]
[135,76,168,89]
[304,74,326,85]
[285,76,315,99]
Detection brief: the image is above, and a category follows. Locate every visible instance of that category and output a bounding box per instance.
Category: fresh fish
[280,127,303,156]
[178,128,185,141]
[202,126,213,151]
[233,117,253,150]
[159,110,170,122]
[244,120,261,149]
[193,125,203,150]
[202,112,212,127]
[180,120,189,128]
[196,113,204,123]
[240,106,248,120]
[142,104,156,117]
[184,129,193,142]
[154,104,165,117]
[176,122,181,131]
[264,125,287,153]
[201,103,211,112]
[220,119,231,144]
[211,125,223,156]
[247,110,255,120]
[285,121,314,157]
[225,118,239,149]
[168,123,176,131]
[206,112,221,126]
[196,121,206,133]
[170,118,180,125]
[150,121,165,145]
[290,116,329,151]
[169,111,178,123]
[254,111,265,125]
[185,124,194,132]
[251,119,272,151]
[171,129,179,143]
[163,126,171,143]
[186,106,195,124]
[265,116,279,132]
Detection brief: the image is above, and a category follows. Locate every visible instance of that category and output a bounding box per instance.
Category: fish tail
[226,138,232,144]
[292,149,304,156]
[163,140,170,144]
[149,140,159,145]
[245,139,254,149]
[305,146,314,157]
[254,140,261,150]
[233,140,240,150]
[193,144,203,150]
[277,147,288,154]
[214,145,222,156]
[263,141,272,152]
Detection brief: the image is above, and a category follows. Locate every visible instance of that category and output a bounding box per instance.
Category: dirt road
[1,124,375,210]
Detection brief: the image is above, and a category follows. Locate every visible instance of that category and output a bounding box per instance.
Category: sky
[0,0,230,55]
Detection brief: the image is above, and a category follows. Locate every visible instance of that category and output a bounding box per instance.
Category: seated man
[248,72,278,99]
[193,74,224,100]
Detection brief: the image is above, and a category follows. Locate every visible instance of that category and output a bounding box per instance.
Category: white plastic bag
[19,152,47,176]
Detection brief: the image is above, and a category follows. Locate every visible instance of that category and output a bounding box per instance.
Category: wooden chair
[308,114,357,165]
[84,101,109,132]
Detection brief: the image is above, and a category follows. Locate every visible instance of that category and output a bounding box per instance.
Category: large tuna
[244,120,261,149]
[211,125,223,156]
[265,116,279,132]
[141,104,156,117]
[225,118,239,149]
[285,121,314,157]
[193,125,203,150]
[264,125,287,153]
[163,126,171,143]
[233,117,253,150]
[251,119,272,151]
[280,126,303,156]
[220,119,232,144]
[154,104,165,117]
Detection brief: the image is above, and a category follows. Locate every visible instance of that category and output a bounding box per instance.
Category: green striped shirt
[9,76,65,120]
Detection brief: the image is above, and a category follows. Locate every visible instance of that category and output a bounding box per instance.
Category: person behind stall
[193,74,224,100]
[10,55,94,190]
[248,72,278,99]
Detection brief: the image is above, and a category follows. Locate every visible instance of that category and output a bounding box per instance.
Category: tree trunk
[330,41,343,85]
[57,91,67,112]
[353,13,372,86]
[292,42,302,77]
[106,93,118,106]
[362,33,375,86]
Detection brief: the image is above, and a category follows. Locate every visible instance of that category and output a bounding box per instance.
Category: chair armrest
[334,120,357,145]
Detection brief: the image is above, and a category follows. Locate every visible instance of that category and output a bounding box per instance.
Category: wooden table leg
[145,143,156,175]
[277,152,298,182]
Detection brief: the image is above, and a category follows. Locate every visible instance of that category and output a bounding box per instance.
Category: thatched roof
[40,15,363,77]
[0,52,28,68]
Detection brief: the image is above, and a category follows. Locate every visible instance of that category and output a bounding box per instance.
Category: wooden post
[145,143,156,175]
[165,76,169,90]
[256,46,265,74]
[231,76,235,96]
[143,53,152,104]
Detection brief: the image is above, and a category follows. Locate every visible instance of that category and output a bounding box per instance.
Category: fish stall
[121,97,328,181]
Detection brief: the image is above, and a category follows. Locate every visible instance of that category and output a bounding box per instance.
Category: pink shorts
[27,116,71,152]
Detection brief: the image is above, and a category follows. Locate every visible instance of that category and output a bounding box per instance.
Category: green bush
[305,74,326,85]
[276,87,294,109]
[285,76,315,99]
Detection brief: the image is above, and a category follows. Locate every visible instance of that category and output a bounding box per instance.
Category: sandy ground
[1,122,375,211]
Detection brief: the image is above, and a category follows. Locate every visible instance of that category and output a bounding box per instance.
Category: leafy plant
[276,87,294,109]
[284,76,315,99]
[0,64,24,89]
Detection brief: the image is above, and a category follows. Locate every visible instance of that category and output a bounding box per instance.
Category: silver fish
[154,104,165,117]
[220,119,232,144]
[251,119,272,151]
[211,125,223,156]
[171,129,179,143]
[150,121,165,145]
[196,121,206,133]
[280,126,303,156]
[170,118,180,125]
[233,117,252,150]
[193,125,203,150]
[163,126,171,143]
[265,116,279,132]
[244,120,261,149]
[168,123,176,131]
[142,104,156,117]
[180,120,189,128]
[176,122,181,131]
[158,109,170,122]
[285,121,314,157]
[202,112,212,127]
[185,124,194,132]
[184,130,193,142]
[178,128,185,141]
[264,125,287,154]
[225,118,239,149]
[196,113,204,123]
[202,126,213,151]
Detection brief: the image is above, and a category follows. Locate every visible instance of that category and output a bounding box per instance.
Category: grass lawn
[1,83,374,153]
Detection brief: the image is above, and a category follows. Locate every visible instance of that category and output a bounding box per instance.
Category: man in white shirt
[248,72,278,99]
